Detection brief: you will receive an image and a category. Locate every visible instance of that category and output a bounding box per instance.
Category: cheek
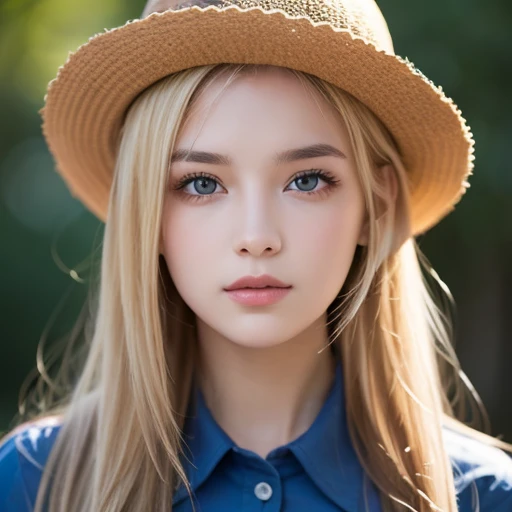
[160,203,221,295]
[161,207,192,280]
[290,198,364,276]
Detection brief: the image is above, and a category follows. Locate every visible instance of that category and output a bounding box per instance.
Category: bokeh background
[0,0,511,439]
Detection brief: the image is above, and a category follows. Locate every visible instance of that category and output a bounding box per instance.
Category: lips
[224,274,291,291]
[225,286,291,306]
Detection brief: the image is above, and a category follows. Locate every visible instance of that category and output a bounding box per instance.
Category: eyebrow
[170,143,346,166]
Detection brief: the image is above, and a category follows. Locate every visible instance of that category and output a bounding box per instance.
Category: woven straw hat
[39,0,474,235]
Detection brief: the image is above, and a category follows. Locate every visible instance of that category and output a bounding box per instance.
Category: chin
[218,325,298,349]
[228,337,289,350]
[195,312,311,349]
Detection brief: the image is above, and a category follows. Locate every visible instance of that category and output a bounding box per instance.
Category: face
[161,67,367,349]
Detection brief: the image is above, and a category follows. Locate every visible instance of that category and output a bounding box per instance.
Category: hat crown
[142,0,394,53]
[42,0,473,232]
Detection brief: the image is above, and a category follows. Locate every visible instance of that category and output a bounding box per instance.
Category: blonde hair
[4,63,511,512]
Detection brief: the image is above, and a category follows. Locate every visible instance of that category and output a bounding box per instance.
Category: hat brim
[40,5,474,235]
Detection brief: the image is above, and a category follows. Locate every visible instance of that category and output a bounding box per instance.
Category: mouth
[224,274,291,291]
[238,285,290,289]
[224,286,292,306]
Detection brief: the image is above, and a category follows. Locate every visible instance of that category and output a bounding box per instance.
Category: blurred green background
[1,0,511,439]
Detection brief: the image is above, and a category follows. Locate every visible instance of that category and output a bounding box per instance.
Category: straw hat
[39,0,474,235]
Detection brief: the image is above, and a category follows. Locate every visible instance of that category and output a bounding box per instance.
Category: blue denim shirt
[1,360,512,511]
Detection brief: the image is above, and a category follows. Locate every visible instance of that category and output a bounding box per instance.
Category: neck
[195,314,337,459]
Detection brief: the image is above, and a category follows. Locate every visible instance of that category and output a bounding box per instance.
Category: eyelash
[172,169,341,203]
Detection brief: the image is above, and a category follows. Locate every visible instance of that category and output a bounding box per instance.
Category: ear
[357,164,398,247]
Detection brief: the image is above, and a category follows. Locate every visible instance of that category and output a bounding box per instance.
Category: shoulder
[0,416,63,512]
[442,424,512,511]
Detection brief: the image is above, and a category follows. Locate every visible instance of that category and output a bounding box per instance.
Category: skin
[161,67,370,459]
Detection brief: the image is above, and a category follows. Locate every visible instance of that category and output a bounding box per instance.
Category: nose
[233,192,282,257]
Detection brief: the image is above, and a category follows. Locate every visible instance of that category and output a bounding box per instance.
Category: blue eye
[288,174,320,192]
[190,177,218,195]
[172,169,340,202]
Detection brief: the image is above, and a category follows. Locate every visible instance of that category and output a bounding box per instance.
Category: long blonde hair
[5,63,511,512]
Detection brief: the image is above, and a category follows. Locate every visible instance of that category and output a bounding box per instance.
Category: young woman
[1,0,511,511]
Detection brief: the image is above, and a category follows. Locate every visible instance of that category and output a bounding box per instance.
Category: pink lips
[224,274,292,306]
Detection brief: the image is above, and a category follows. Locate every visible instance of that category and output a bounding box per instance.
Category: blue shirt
[1,360,512,511]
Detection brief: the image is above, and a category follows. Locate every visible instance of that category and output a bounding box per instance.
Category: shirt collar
[173,359,381,510]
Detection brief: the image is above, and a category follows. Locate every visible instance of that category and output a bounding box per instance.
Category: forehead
[177,66,350,150]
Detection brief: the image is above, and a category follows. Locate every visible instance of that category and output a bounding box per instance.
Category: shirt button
[254,481,273,501]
